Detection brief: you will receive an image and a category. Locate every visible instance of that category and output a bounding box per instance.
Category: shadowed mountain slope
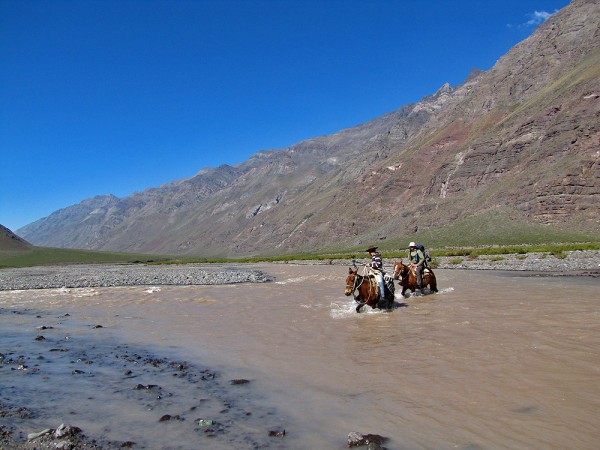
[0,225,32,251]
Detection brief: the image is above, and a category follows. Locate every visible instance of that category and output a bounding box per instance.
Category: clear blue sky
[1,0,570,232]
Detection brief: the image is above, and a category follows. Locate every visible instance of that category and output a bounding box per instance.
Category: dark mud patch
[0,307,289,449]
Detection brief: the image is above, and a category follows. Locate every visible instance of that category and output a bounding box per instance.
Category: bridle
[346,268,369,301]
[393,262,409,280]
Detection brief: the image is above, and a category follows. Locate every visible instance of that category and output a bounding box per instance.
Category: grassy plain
[1,239,598,269]
[0,246,170,268]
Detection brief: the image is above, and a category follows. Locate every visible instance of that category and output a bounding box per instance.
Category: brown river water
[1,264,600,449]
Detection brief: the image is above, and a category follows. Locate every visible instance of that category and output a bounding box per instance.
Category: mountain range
[17,0,600,257]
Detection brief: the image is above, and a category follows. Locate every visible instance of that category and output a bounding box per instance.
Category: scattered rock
[198,419,214,427]
[347,431,387,448]
[159,414,182,422]
[133,384,159,390]
[54,423,81,438]
[28,428,53,440]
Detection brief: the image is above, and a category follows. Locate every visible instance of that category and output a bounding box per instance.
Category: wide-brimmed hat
[365,246,378,253]
[408,242,416,248]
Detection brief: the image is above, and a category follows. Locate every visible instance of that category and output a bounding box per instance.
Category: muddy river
[1,264,599,449]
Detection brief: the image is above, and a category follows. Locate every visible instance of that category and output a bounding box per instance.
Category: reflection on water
[1,265,600,449]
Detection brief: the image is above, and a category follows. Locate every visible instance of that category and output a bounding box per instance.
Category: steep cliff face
[19,0,600,256]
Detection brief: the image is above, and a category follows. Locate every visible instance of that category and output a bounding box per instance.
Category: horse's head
[345,267,358,296]
[393,260,408,279]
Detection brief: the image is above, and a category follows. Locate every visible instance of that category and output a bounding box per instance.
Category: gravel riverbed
[0,250,599,291]
[292,250,600,276]
[0,263,273,291]
[433,249,600,274]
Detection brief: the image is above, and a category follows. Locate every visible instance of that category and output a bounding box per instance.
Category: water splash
[145,286,161,294]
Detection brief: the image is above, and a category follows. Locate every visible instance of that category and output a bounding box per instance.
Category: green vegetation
[1,240,598,269]
[0,247,170,269]
[379,208,600,250]
[425,242,599,258]
[551,250,568,260]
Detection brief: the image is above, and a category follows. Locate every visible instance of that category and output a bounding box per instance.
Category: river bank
[1,250,599,291]
[290,249,600,276]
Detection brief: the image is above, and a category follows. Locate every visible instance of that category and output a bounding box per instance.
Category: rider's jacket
[409,249,425,266]
[371,252,384,272]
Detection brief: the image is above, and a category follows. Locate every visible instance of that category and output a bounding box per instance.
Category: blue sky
[0,0,570,232]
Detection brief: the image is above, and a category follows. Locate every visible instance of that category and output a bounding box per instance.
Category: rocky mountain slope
[18,0,600,257]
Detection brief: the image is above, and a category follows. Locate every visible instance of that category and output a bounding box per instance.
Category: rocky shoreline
[0,306,289,450]
[0,263,273,291]
[431,249,600,275]
[294,250,600,276]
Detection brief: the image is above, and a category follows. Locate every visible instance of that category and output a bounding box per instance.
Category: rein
[348,271,368,301]
[394,263,410,280]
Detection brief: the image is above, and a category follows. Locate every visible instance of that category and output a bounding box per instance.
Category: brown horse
[392,260,438,296]
[345,267,394,313]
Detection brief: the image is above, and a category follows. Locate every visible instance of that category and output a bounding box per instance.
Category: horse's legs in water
[356,302,365,313]
[428,274,438,293]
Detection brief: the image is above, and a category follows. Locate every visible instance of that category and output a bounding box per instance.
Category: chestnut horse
[392,260,438,296]
[345,267,394,313]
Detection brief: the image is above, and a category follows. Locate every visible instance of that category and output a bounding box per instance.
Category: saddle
[366,269,394,298]
[409,266,432,275]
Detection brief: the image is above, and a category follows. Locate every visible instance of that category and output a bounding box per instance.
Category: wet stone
[0,308,291,450]
[348,431,387,448]
[268,429,286,437]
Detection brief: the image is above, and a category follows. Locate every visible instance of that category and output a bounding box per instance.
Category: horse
[392,260,438,297]
[345,266,394,313]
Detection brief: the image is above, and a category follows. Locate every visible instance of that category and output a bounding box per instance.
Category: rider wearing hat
[408,242,425,290]
[366,246,386,300]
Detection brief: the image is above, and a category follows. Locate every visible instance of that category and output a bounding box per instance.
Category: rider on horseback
[408,242,426,291]
[366,246,386,300]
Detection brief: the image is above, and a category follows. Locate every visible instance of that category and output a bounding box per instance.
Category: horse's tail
[426,269,438,292]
